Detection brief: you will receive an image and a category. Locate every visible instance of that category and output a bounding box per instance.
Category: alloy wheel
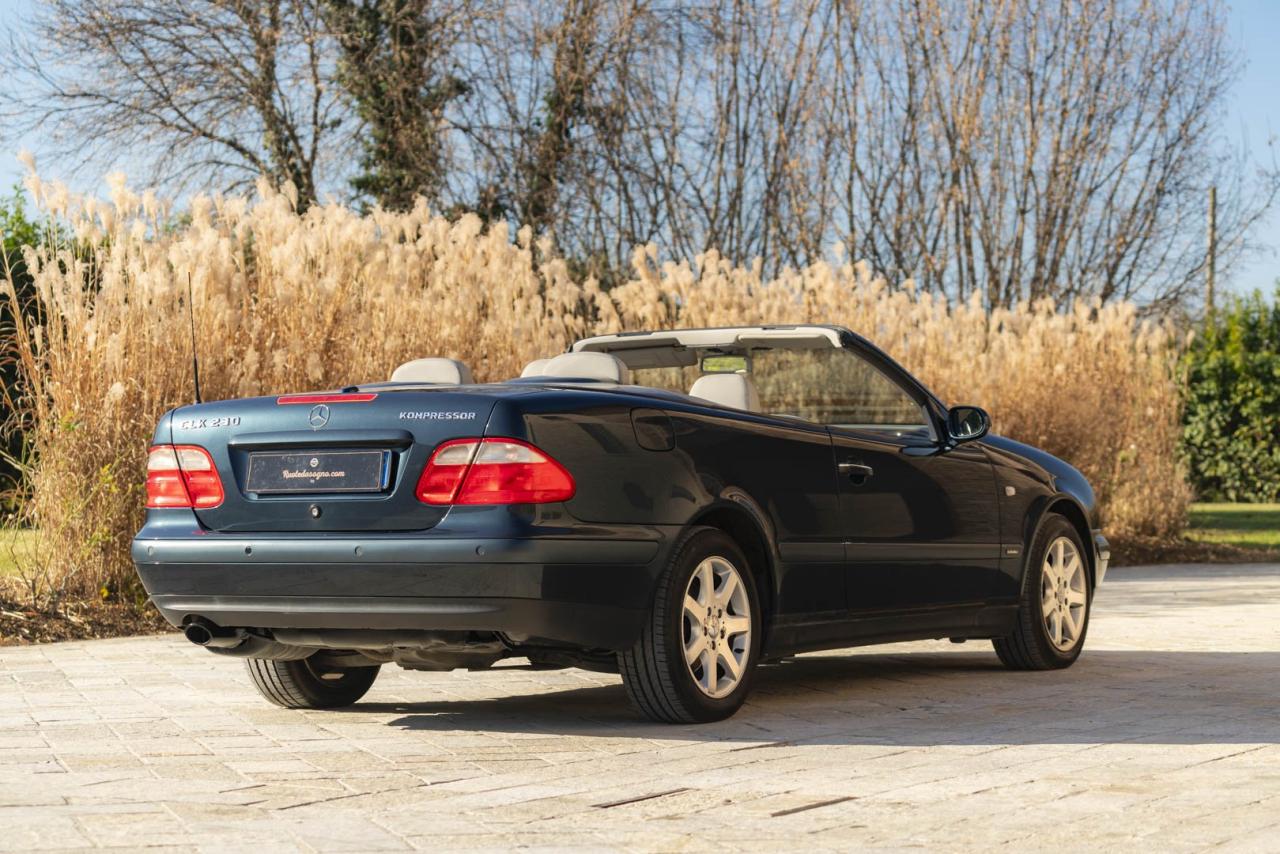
[1041,535,1088,651]
[681,556,752,699]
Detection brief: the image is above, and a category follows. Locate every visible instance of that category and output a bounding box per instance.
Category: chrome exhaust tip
[181,619,310,659]
[183,618,244,649]
[183,621,213,645]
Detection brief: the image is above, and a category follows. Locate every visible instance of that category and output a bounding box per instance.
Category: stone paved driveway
[2,563,1279,852]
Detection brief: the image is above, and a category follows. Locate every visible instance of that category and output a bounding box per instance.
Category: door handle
[838,462,874,481]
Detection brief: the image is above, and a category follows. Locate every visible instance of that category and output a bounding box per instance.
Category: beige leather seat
[540,352,631,383]
[689,373,761,412]
[520,358,551,378]
[389,357,474,384]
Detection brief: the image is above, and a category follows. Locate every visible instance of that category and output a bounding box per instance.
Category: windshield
[628,346,934,438]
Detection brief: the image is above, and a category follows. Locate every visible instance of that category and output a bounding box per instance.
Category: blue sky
[2,0,1279,295]
[1224,0,1280,295]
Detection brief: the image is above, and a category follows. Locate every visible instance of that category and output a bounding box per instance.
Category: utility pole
[1206,184,1217,316]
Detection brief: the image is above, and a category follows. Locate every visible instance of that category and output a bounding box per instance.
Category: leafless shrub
[5,0,1271,307]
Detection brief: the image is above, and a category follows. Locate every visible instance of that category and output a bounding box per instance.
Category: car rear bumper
[132,533,664,651]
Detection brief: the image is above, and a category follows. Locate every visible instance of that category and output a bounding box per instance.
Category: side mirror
[946,405,990,443]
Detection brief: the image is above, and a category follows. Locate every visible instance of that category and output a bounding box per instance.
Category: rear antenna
[187,272,202,404]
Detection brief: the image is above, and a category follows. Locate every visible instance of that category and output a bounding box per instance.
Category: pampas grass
[2,176,1188,608]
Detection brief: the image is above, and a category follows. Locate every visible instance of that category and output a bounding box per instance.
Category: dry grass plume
[2,175,1189,608]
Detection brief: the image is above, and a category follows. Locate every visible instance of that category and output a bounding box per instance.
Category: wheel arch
[689,496,778,646]
[1027,496,1096,588]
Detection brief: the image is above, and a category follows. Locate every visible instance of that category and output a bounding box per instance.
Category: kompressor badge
[399,411,478,420]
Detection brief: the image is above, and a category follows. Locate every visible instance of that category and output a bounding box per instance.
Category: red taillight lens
[146,445,224,509]
[415,440,480,504]
[416,438,575,505]
[145,446,190,507]
[458,440,577,504]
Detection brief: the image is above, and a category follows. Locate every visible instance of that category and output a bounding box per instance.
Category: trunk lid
[165,388,504,532]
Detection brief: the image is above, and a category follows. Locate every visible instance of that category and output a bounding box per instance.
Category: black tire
[245,656,380,709]
[618,527,762,724]
[993,514,1091,670]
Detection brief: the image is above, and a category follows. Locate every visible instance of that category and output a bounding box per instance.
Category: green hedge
[1,188,41,506]
[1183,289,1280,502]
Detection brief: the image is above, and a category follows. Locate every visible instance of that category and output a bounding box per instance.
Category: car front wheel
[618,527,761,723]
[993,514,1091,670]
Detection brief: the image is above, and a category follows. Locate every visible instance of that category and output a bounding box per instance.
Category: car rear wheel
[245,656,380,709]
[993,514,1091,670]
[618,527,761,723]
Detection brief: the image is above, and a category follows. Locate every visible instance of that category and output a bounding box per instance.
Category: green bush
[1183,289,1280,502]
[1,186,42,506]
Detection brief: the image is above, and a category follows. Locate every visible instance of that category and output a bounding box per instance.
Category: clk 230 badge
[178,416,241,429]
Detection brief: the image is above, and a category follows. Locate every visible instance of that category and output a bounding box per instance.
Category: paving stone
[1,562,1278,851]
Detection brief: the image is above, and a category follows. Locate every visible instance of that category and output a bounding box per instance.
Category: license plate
[246,450,389,494]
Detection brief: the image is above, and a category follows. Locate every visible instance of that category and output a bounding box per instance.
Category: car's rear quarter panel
[503,394,846,622]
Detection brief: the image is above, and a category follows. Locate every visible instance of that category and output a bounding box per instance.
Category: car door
[830,427,1004,612]
[749,341,1001,614]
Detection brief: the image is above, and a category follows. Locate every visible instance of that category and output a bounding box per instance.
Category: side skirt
[764,603,1019,658]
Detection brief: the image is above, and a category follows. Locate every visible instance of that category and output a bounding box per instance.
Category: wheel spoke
[684,631,706,665]
[1042,560,1058,586]
[697,562,714,605]
[683,594,704,624]
[720,648,743,682]
[1066,588,1087,607]
[1064,604,1083,639]
[722,614,751,637]
[702,648,717,695]
[718,570,740,607]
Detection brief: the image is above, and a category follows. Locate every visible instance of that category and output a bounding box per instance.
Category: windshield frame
[602,325,950,443]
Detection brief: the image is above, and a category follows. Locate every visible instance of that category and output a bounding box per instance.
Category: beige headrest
[541,352,631,383]
[390,357,474,384]
[520,358,551,378]
[689,373,761,412]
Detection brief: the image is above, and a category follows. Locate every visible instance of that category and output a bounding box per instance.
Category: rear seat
[520,358,551,378]
[537,352,631,383]
[389,358,474,384]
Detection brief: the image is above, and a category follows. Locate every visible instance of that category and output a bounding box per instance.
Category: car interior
[387,327,936,440]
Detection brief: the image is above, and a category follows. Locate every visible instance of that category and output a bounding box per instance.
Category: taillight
[146,445,225,509]
[416,438,575,505]
[415,440,480,504]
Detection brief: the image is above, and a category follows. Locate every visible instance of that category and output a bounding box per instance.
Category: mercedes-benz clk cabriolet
[133,324,1109,723]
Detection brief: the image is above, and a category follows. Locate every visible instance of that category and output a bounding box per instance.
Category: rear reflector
[277,393,378,405]
[416,438,575,505]
[146,445,225,509]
